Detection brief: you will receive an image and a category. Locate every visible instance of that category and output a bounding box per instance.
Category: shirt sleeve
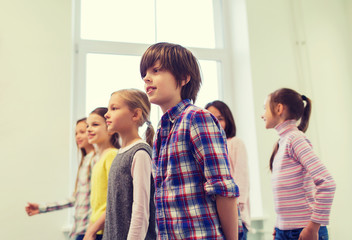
[228,138,250,204]
[189,109,239,198]
[291,135,336,225]
[104,149,117,179]
[39,196,75,213]
[127,150,151,240]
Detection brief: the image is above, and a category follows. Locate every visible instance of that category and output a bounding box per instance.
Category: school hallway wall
[0,0,72,239]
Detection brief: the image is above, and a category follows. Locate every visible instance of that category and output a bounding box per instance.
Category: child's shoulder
[133,141,152,152]
[182,104,214,120]
[285,129,311,147]
[103,148,118,159]
[227,136,245,147]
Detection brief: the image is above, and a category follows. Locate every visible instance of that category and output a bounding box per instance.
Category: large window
[74,0,227,125]
[73,0,263,222]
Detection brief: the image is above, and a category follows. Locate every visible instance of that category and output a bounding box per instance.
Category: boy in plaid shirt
[140,42,241,240]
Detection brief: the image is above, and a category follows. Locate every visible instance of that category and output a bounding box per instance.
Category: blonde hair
[112,89,155,147]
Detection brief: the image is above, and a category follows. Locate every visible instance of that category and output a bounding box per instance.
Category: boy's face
[143,61,183,113]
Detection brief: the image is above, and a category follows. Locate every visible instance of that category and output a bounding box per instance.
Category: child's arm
[127,150,152,240]
[25,196,75,216]
[216,196,238,240]
[291,135,336,225]
[229,138,249,209]
[83,212,106,240]
[190,110,238,195]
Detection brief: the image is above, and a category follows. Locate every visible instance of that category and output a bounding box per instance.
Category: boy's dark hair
[205,100,236,138]
[140,42,202,103]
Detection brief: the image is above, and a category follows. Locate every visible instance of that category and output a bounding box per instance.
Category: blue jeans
[75,235,103,240]
[274,226,328,240]
[240,225,248,240]
[75,235,85,240]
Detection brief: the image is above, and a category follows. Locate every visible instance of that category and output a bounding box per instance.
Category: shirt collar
[162,99,191,123]
[275,119,298,136]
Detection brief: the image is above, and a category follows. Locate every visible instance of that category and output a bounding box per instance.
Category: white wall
[245,0,352,239]
[0,0,72,239]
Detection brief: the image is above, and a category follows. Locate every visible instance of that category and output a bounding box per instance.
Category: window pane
[80,0,218,48]
[156,0,216,48]
[81,0,155,43]
[196,60,219,108]
[85,54,160,130]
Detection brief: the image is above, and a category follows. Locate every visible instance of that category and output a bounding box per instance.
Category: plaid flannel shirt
[153,99,241,239]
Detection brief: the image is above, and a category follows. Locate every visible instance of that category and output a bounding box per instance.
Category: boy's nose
[143,74,151,83]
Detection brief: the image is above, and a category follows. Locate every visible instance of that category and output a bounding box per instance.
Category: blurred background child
[25,118,97,240]
[261,88,336,240]
[205,100,251,240]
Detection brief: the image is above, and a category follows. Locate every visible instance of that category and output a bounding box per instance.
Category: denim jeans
[240,225,248,240]
[75,235,84,240]
[75,234,103,240]
[274,226,328,240]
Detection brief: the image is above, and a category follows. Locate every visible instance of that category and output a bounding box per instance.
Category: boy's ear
[181,75,191,87]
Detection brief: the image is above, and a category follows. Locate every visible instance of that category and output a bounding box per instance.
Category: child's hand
[83,224,97,240]
[25,202,39,216]
[82,230,96,240]
[272,228,276,240]
[299,222,319,240]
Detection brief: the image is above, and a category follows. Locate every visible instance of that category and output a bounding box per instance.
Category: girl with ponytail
[26,118,97,240]
[261,88,336,240]
[102,89,156,240]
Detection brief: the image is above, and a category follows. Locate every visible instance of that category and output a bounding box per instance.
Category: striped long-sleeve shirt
[272,120,336,230]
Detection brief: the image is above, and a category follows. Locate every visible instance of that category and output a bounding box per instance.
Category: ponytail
[145,121,155,147]
[297,95,311,133]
